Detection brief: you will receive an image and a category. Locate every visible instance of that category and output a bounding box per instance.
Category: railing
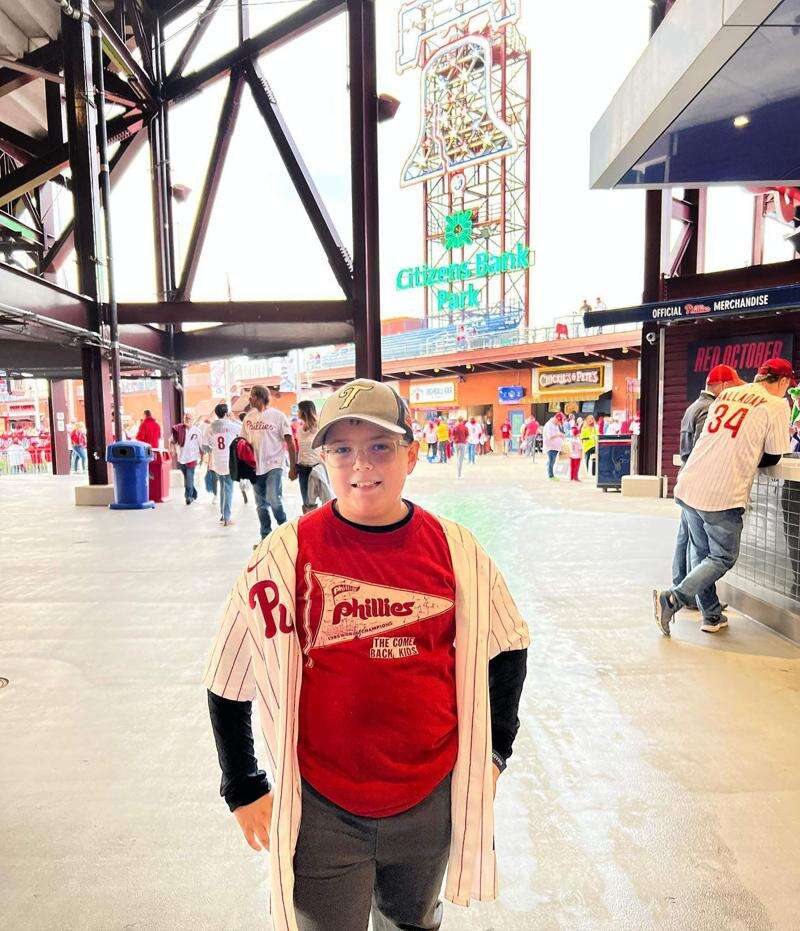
[303,317,641,372]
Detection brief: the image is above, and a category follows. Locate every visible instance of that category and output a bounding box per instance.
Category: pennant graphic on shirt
[302,566,454,652]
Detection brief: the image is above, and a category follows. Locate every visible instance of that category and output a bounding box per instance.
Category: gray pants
[293,774,452,931]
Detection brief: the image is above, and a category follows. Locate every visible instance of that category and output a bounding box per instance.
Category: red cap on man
[706,364,741,386]
[758,357,797,386]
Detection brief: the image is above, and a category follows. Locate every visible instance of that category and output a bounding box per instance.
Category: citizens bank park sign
[583,284,800,329]
[395,209,531,314]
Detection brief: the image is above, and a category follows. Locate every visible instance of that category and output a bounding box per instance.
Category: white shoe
[701,614,729,633]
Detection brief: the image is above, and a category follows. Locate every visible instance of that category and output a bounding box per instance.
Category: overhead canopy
[590,0,800,189]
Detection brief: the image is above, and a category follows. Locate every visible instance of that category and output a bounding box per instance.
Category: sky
[75,0,796,332]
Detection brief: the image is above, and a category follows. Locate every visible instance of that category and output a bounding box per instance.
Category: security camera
[645,331,657,346]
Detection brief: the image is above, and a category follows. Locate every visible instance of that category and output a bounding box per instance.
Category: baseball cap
[706,364,739,385]
[312,379,414,449]
[758,357,797,386]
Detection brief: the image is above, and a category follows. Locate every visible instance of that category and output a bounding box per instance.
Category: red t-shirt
[70,430,86,446]
[500,423,512,438]
[523,421,539,437]
[451,423,468,443]
[295,502,458,817]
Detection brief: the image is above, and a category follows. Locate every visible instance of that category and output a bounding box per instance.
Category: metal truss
[0,0,383,483]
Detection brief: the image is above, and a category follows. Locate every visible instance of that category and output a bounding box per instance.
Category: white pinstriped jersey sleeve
[203,575,256,702]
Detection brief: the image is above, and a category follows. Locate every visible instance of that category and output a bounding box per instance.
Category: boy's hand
[492,763,501,798]
[233,792,274,852]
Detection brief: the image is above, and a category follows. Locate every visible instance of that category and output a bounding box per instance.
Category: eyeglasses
[322,439,409,468]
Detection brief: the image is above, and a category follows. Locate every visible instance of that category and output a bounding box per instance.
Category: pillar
[47,380,71,474]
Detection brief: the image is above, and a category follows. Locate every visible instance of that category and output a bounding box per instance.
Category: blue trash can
[106,440,155,510]
[596,434,632,492]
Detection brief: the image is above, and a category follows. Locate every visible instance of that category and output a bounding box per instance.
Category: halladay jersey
[674,381,790,511]
[208,418,241,475]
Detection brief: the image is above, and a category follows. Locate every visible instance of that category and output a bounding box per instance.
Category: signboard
[498,385,525,403]
[394,211,531,314]
[537,365,603,391]
[409,380,457,406]
[7,401,36,414]
[584,284,800,329]
[686,332,794,400]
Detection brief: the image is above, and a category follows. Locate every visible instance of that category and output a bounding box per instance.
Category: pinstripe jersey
[675,381,790,511]
[203,514,530,931]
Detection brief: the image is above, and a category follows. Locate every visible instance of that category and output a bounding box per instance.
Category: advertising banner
[686,332,794,400]
[409,380,457,407]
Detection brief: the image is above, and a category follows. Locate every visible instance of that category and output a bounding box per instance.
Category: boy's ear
[406,441,420,474]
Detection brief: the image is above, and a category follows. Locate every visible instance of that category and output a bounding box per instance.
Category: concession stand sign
[532,364,607,403]
[686,332,794,400]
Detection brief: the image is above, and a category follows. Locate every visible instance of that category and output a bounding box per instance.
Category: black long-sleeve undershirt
[207,502,528,811]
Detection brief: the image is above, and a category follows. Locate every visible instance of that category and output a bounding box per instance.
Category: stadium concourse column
[47,381,72,476]
[63,3,113,493]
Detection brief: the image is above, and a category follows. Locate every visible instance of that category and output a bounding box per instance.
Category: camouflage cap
[312,379,415,449]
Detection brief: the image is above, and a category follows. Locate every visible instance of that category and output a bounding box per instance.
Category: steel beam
[245,61,354,300]
[47,380,72,474]
[165,0,345,103]
[0,123,50,160]
[41,129,147,274]
[0,111,144,209]
[176,70,244,301]
[0,40,62,99]
[89,0,157,106]
[126,0,154,80]
[168,0,225,81]
[149,11,183,420]
[117,299,352,325]
[63,4,112,484]
[159,0,204,23]
[348,0,381,380]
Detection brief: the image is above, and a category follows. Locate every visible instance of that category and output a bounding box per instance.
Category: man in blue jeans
[672,364,743,611]
[655,358,793,636]
[241,385,297,545]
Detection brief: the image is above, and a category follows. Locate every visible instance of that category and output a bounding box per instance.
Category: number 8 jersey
[208,417,242,476]
[675,381,790,511]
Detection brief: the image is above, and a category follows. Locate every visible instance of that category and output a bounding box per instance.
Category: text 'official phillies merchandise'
[204,513,530,931]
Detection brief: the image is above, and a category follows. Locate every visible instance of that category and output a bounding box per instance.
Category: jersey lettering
[707,403,750,438]
[249,579,294,638]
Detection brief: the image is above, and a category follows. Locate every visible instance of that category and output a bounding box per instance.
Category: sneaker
[701,614,729,633]
[653,589,680,636]
[549,476,559,482]
[219,516,224,522]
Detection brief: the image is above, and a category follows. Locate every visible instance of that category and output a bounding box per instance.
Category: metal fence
[731,471,800,603]
[0,447,52,476]
[305,316,639,372]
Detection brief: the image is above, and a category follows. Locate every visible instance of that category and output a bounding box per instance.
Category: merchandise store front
[585,284,800,644]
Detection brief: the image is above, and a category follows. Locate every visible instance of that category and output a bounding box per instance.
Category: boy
[204,379,530,931]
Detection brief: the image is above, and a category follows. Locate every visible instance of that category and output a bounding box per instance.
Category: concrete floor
[2,455,799,931]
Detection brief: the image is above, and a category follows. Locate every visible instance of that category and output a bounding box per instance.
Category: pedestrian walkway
[2,459,799,930]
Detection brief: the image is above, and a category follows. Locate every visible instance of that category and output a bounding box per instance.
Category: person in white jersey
[242,385,297,543]
[170,412,204,505]
[654,357,793,635]
[208,403,241,526]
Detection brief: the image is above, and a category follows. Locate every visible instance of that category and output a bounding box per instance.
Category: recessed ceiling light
[733,115,750,128]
